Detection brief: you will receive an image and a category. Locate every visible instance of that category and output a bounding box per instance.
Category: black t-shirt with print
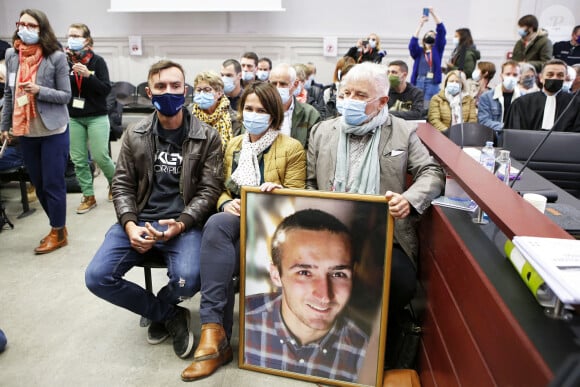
[139,117,188,222]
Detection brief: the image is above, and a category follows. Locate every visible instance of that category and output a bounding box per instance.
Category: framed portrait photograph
[239,187,394,387]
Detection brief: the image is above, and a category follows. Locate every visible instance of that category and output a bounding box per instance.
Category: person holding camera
[344,33,385,64]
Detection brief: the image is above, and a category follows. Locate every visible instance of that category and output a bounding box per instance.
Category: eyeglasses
[16,21,39,29]
[195,87,214,93]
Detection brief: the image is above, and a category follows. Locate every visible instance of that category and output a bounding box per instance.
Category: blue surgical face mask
[256,70,269,81]
[304,76,314,90]
[336,98,345,115]
[222,76,235,94]
[445,82,461,96]
[562,81,572,93]
[502,76,518,91]
[277,87,291,104]
[518,28,528,38]
[67,37,85,51]
[242,71,255,82]
[243,111,271,135]
[368,39,377,49]
[342,98,371,126]
[193,92,215,110]
[452,37,459,46]
[17,27,40,45]
[151,93,185,116]
[293,83,303,96]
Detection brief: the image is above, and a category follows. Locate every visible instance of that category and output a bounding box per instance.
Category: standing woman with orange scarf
[0,9,72,254]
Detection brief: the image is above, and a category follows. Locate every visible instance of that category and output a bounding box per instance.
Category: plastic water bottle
[479,141,495,173]
[496,150,511,185]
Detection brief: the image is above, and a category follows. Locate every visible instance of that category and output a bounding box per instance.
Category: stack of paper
[513,236,580,304]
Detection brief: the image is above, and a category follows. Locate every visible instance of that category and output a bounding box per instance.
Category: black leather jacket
[112,108,224,230]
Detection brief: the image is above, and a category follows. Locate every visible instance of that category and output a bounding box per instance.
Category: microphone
[509,87,580,188]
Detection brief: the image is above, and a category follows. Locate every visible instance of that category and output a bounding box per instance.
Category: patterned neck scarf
[12,40,43,136]
[66,47,93,64]
[191,95,232,151]
[230,129,279,188]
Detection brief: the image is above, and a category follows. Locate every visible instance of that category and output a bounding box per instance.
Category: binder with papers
[512,236,580,305]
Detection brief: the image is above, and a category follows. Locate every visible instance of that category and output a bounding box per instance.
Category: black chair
[443,123,494,147]
[128,81,155,113]
[110,81,137,107]
[502,129,580,198]
[0,166,36,219]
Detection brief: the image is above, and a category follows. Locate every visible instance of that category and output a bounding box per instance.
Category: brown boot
[181,323,233,382]
[40,227,68,244]
[76,195,97,214]
[35,227,68,254]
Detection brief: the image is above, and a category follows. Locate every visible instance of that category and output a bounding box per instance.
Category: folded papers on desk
[513,236,580,304]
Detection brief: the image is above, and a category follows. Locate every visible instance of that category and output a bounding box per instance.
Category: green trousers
[69,115,116,196]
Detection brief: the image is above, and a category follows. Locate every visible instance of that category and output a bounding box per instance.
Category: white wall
[0,0,577,85]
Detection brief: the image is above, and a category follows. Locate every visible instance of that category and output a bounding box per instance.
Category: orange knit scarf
[12,40,43,136]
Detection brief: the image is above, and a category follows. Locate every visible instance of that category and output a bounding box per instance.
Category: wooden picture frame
[239,187,393,387]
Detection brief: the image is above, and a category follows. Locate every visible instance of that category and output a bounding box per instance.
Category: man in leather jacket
[85,60,223,359]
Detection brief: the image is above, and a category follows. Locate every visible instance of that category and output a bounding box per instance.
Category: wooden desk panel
[418,206,552,386]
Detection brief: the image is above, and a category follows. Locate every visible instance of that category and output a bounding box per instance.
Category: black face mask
[424,36,435,45]
[0,82,4,99]
[543,79,563,93]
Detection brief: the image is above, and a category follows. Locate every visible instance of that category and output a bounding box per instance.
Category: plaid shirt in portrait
[244,293,368,383]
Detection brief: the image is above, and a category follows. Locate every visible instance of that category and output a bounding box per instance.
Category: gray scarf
[333,107,389,194]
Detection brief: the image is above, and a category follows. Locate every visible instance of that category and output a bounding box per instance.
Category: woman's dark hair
[238,81,284,130]
[68,23,94,47]
[456,28,474,47]
[518,14,539,32]
[13,9,61,56]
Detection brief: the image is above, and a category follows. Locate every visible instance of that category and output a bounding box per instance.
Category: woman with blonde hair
[191,71,240,150]
[428,70,477,131]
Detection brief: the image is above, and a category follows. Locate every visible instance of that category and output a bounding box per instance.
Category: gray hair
[272,63,297,84]
[342,62,389,97]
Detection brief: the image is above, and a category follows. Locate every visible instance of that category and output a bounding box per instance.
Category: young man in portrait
[244,209,368,383]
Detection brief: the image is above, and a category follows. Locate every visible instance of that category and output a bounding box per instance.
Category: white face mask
[471,69,481,82]
[502,76,518,91]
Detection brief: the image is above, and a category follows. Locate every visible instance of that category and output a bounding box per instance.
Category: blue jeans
[416,76,441,104]
[199,213,240,340]
[85,222,202,322]
[19,130,69,228]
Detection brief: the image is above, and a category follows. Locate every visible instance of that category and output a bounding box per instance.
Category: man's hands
[125,219,185,253]
[385,190,411,219]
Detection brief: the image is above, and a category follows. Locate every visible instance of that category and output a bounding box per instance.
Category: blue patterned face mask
[17,28,39,45]
[243,111,271,135]
[151,93,185,116]
[342,98,371,125]
[193,92,215,110]
[222,76,235,93]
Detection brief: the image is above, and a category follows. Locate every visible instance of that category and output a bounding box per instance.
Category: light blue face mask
[193,92,215,110]
[277,87,291,104]
[368,39,377,49]
[517,28,528,37]
[242,71,255,82]
[293,83,303,96]
[243,111,271,135]
[445,82,461,96]
[67,37,85,51]
[256,70,269,81]
[342,98,371,126]
[304,76,314,90]
[336,98,345,115]
[17,28,39,45]
[222,76,235,93]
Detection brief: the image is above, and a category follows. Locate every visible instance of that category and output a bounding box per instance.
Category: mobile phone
[0,138,7,158]
[423,8,430,17]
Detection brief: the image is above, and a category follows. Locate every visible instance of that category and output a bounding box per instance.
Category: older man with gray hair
[307,62,445,361]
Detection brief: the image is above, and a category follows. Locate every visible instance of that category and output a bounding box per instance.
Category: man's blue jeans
[85,221,202,322]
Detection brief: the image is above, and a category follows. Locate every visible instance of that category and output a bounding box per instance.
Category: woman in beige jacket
[428,70,477,131]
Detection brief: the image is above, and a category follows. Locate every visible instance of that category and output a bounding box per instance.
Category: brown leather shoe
[35,227,68,254]
[40,227,68,244]
[181,323,233,382]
